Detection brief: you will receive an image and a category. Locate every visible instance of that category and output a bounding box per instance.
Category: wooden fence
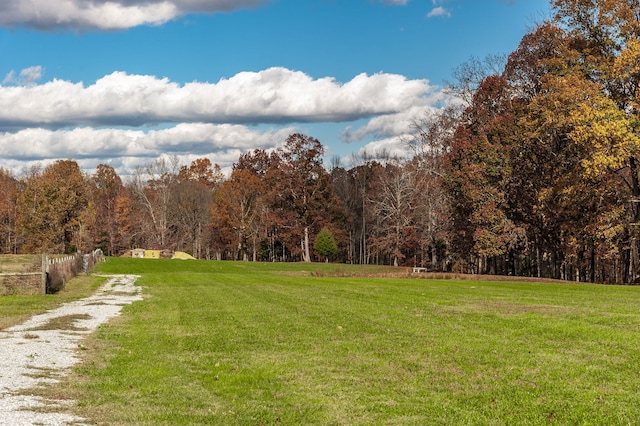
[0,249,104,296]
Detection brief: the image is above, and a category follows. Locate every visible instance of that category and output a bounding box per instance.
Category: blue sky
[0,0,550,176]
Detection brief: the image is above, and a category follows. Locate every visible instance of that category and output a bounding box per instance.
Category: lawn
[0,272,105,330]
[22,258,640,424]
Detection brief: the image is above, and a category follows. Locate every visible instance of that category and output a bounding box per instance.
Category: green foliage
[47,258,640,424]
[313,227,337,260]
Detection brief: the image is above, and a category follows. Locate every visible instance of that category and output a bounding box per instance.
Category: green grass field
[6,258,640,425]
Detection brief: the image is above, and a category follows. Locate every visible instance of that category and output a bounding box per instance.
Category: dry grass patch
[28,314,92,332]
[22,332,40,339]
[0,254,41,273]
[23,366,59,380]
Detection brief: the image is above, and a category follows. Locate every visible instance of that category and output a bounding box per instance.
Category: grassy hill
[22,258,640,424]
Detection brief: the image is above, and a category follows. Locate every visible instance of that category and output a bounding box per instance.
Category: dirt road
[0,275,142,425]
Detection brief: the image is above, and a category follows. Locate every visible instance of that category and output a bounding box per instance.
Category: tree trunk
[431,241,437,271]
[303,226,311,262]
[628,156,640,282]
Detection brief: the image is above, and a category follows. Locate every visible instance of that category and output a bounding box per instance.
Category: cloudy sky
[0,0,549,176]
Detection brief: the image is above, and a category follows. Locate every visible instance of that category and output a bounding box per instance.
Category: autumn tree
[438,0,640,282]
[170,158,221,258]
[235,149,273,178]
[444,74,527,274]
[267,134,340,262]
[548,0,640,281]
[231,149,284,261]
[90,164,124,255]
[114,186,150,251]
[0,169,20,253]
[170,180,211,258]
[448,53,507,104]
[17,160,89,254]
[503,1,640,281]
[329,162,359,263]
[211,168,265,261]
[179,157,224,188]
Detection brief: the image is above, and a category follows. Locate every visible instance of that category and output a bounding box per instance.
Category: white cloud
[3,66,44,86]
[354,136,411,162]
[0,0,268,31]
[0,123,292,159]
[0,66,446,175]
[427,6,451,18]
[0,67,436,129]
[0,123,295,176]
[343,104,447,165]
[2,71,15,86]
[340,99,445,143]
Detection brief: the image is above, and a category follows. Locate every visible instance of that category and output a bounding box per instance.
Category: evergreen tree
[314,227,337,262]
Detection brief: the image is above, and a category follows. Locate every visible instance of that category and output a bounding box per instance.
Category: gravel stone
[0,274,142,425]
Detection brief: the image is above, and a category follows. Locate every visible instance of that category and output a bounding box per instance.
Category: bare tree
[369,160,417,266]
[404,108,457,270]
[348,150,379,264]
[446,53,507,104]
[171,180,211,258]
[130,156,180,249]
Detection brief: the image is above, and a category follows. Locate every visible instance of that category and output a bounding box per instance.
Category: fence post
[41,254,48,294]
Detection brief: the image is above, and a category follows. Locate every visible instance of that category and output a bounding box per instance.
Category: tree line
[441,0,640,284]
[0,132,449,268]
[2,0,640,283]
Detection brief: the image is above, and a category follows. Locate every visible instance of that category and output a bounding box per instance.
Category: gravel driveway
[0,274,142,425]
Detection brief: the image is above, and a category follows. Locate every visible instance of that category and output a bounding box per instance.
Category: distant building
[131,248,145,258]
[130,248,195,260]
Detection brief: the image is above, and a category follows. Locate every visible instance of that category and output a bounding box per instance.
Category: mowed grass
[43,258,640,424]
[0,274,105,330]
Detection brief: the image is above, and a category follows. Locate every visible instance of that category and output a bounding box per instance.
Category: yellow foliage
[569,88,640,179]
[614,38,640,80]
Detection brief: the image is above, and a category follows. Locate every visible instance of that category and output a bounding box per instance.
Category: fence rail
[0,250,104,296]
